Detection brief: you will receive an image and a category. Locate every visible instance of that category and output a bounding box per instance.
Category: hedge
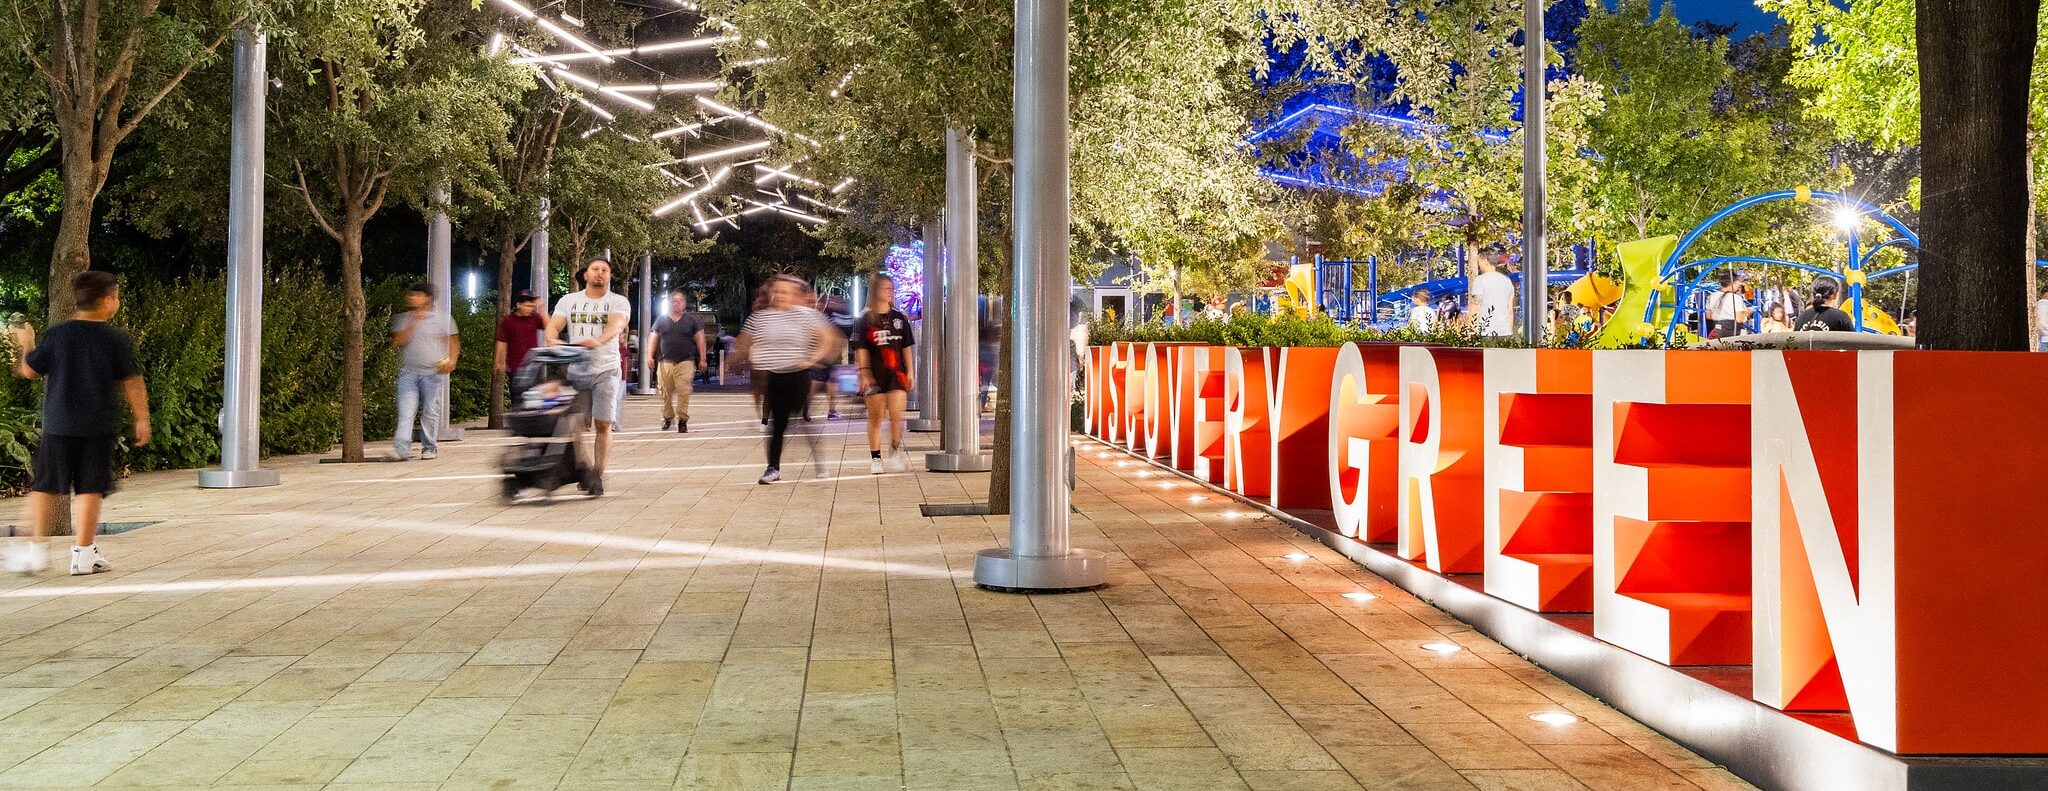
[0,267,503,494]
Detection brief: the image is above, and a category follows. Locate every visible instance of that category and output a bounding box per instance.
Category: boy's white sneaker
[869,458,885,475]
[887,451,908,473]
[68,545,110,576]
[4,541,47,575]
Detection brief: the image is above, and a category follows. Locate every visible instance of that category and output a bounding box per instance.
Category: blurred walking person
[853,275,916,474]
[390,281,459,461]
[547,258,631,495]
[737,276,834,484]
[647,290,706,433]
[5,272,149,575]
[495,289,545,396]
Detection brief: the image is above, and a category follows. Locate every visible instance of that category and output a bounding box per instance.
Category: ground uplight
[1529,712,1581,726]
[1341,591,1376,602]
[1420,642,1463,655]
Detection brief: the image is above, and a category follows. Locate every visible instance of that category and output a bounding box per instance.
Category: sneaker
[383,453,411,462]
[69,545,110,576]
[887,451,908,473]
[677,421,687,433]
[4,541,47,575]
[512,487,546,504]
[420,449,438,460]
[662,419,673,431]
[870,457,885,475]
[758,468,781,485]
[813,463,830,479]
[827,412,843,421]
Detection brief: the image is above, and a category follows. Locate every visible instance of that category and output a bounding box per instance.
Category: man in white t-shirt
[1467,245,1516,338]
[546,258,631,493]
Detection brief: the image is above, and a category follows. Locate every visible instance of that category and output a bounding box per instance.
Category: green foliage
[1087,310,1535,349]
[0,404,34,496]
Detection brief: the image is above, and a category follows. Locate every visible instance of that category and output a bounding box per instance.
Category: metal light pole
[199,27,279,489]
[1520,0,1548,345]
[531,198,551,314]
[909,217,944,432]
[427,184,462,442]
[636,252,656,394]
[928,129,993,473]
[972,0,1104,591]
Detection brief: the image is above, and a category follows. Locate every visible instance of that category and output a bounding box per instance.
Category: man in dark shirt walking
[5,271,150,576]
[646,291,706,432]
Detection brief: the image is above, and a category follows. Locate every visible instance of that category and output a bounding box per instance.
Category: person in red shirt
[494,290,545,382]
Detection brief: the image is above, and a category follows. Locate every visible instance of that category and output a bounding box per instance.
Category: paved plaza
[0,389,1753,790]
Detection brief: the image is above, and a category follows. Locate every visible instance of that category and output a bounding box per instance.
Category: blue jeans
[395,370,447,458]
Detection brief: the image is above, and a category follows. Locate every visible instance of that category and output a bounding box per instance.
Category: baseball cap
[514,289,538,304]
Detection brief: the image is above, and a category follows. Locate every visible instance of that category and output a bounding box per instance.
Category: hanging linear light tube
[754,163,822,187]
[729,56,783,69]
[694,96,787,137]
[510,36,735,64]
[797,194,848,214]
[551,68,655,111]
[693,211,742,230]
[682,140,773,164]
[831,178,856,194]
[608,82,724,94]
[654,166,733,216]
[486,0,613,62]
[576,97,616,121]
[742,198,828,224]
[652,123,703,140]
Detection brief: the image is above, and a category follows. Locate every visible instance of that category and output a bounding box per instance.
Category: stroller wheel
[501,476,521,502]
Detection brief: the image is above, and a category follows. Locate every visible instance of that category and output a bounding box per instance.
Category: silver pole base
[197,467,281,489]
[907,419,942,432]
[925,451,992,472]
[973,547,1106,591]
[633,386,657,395]
[436,426,465,442]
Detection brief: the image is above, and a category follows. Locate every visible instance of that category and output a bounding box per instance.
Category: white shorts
[580,369,622,424]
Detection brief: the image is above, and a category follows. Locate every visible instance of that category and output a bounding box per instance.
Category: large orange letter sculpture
[1082,343,2048,758]
[1484,349,1595,612]
[1399,347,1485,573]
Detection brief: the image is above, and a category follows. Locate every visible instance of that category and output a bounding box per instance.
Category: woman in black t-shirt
[853,275,916,474]
[1793,276,1857,333]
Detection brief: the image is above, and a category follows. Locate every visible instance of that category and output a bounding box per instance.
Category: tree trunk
[1917,0,2039,350]
[340,225,369,462]
[46,137,103,323]
[489,239,518,429]
[988,284,1015,516]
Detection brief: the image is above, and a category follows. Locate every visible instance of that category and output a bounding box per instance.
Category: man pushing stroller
[543,258,631,496]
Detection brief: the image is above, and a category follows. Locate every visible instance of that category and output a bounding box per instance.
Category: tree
[703,0,1359,512]
[1338,0,1603,277]
[462,86,569,428]
[271,0,526,461]
[546,129,705,273]
[0,0,247,319]
[1917,0,2038,350]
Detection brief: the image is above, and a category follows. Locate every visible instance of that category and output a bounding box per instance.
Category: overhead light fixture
[550,67,655,111]
[487,33,506,55]
[831,177,855,194]
[558,11,583,27]
[754,163,822,187]
[682,140,773,164]
[511,36,736,64]
[654,166,733,216]
[486,0,613,62]
[729,56,784,69]
[575,97,615,121]
[692,210,743,230]
[608,81,724,94]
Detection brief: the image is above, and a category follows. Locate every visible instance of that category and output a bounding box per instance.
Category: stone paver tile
[1148,655,1254,689]
[1532,744,1698,791]
[1014,772,1138,791]
[360,651,472,682]
[902,748,1018,791]
[470,638,572,666]
[1117,746,1247,791]
[433,663,546,698]
[1176,686,1340,771]
[1462,769,1595,791]
[676,751,795,791]
[564,731,692,780]
[539,649,644,680]
[1239,770,1365,791]
[1326,745,1476,789]
[309,680,438,718]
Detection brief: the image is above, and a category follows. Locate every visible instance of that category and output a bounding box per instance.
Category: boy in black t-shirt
[5,271,151,576]
[852,275,917,474]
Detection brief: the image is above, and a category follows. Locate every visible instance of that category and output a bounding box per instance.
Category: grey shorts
[579,369,622,424]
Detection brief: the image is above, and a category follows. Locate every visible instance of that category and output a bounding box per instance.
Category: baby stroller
[501,345,603,502]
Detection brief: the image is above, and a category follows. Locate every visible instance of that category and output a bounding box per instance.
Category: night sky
[1658,0,1783,36]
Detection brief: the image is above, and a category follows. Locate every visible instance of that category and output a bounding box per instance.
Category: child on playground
[5,271,151,575]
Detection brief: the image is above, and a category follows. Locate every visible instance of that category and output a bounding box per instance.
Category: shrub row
[0,268,504,494]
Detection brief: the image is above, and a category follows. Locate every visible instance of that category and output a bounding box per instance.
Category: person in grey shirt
[390,281,459,461]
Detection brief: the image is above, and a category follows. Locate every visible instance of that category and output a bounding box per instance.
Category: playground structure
[1304,246,1596,326]
[1643,187,1918,345]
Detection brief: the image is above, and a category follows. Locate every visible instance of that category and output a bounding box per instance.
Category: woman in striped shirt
[737,276,835,484]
